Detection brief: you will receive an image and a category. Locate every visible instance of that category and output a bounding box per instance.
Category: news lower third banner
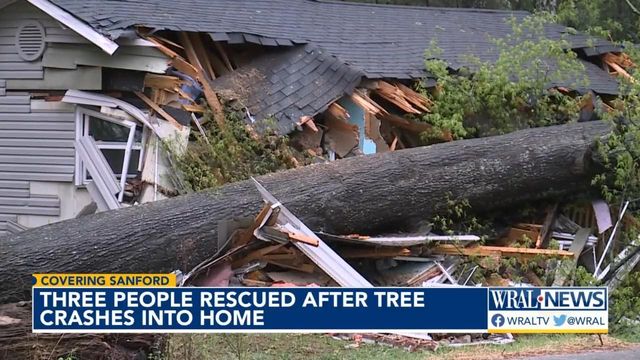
[32,274,608,334]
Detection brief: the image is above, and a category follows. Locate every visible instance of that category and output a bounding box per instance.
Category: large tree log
[0,302,155,359]
[0,121,610,303]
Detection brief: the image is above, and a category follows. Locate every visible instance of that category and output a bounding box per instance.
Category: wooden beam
[351,91,387,116]
[537,203,559,248]
[182,104,205,113]
[233,204,272,248]
[145,36,180,59]
[189,33,217,80]
[144,74,184,90]
[153,33,223,125]
[339,247,412,259]
[374,81,423,114]
[432,244,574,259]
[179,32,206,78]
[213,41,234,71]
[134,91,182,128]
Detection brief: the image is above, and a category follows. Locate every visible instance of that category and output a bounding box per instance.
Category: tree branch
[625,0,640,16]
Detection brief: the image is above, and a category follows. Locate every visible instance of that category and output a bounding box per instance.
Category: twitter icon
[553,315,567,327]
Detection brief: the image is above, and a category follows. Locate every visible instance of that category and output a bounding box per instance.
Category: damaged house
[0,0,627,237]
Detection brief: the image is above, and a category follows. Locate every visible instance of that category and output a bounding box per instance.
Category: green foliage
[171,107,306,192]
[421,14,587,140]
[592,73,640,205]
[572,265,599,286]
[430,193,490,238]
[556,0,640,42]
[610,270,640,337]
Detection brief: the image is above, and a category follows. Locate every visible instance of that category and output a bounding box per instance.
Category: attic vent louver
[15,21,46,62]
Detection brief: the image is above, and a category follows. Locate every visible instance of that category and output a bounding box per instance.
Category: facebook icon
[491,314,505,328]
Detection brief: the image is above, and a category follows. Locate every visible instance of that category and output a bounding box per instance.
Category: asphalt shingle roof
[46,0,622,129]
[212,44,363,134]
[51,0,619,91]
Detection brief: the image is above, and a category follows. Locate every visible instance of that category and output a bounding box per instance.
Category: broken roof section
[50,0,620,93]
[212,45,363,134]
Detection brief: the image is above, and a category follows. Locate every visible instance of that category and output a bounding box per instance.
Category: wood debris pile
[176,178,638,349]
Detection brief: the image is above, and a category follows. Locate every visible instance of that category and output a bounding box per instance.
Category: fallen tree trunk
[0,302,155,359]
[0,121,610,303]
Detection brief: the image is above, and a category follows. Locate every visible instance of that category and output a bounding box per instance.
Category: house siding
[0,79,75,231]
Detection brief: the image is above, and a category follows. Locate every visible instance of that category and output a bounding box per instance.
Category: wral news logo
[487,288,608,334]
[489,288,606,310]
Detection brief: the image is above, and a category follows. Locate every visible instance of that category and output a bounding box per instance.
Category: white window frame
[75,107,139,202]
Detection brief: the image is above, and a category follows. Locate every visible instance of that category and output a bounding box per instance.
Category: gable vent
[15,21,46,62]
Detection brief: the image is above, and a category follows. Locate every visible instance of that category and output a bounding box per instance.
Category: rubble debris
[553,228,592,286]
[0,121,617,303]
[592,199,613,234]
[602,52,636,81]
[369,81,432,114]
[318,232,480,247]
[431,244,574,259]
[251,178,372,287]
[333,333,438,352]
[605,248,640,292]
[595,200,630,277]
[537,204,559,248]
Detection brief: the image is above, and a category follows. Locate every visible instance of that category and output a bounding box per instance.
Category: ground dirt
[158,333,635,360]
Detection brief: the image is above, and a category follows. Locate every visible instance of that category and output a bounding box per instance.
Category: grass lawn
[159,333,633,360]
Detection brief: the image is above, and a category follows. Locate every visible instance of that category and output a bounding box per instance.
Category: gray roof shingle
[212,44,363,134]
[46,0,622,130]
[50,0,620,94]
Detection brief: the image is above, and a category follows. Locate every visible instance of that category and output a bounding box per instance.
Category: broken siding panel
[6,66,102,90]
[43,43,169,73]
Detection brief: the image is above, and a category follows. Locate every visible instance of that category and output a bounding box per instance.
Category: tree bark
[0,121,610,303]
[0,302,155,359]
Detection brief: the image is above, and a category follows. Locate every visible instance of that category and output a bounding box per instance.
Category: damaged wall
[0,1,138,232]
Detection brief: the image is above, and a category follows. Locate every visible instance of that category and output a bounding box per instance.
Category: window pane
[89,116,129,141]
[101,149,141,177]
[88,116,142,142]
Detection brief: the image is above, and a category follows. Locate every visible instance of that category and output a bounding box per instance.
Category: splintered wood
[432,244,574,260]
[134,91,182,128]
[143,32,227,126]
[324,103,359,157]
[373,81,432,114]
[602,52,636,82]
[350,91,387,116]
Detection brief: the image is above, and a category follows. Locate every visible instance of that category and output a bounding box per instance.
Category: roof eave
[27,0,119,55]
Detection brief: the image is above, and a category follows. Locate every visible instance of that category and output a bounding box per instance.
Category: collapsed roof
[48,0,622,130]
[52,0,619,77]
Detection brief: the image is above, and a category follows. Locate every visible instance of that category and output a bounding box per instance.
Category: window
[75,108,143,201]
